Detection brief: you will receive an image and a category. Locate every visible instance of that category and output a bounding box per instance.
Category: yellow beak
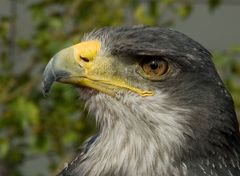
[42,40,154,97]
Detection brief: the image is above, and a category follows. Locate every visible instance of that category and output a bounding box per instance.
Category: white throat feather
[69,90,192,176]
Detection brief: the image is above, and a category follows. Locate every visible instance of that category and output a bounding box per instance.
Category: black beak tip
[41,77,54,97]
[41,83,49,97]
[41,67,57,96]
[41,68,71,96]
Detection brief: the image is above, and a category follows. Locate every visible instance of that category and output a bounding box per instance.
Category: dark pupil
[149,60,159,70]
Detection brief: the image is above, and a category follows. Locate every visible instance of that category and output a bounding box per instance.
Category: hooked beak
[42,46,79,95]
[42,57,71,95]
[42,40,154,97]
[42,40,100,95]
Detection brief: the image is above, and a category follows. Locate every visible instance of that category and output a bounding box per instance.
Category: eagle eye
[140,58,169,79]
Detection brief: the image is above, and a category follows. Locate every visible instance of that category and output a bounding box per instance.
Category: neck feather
[70,92,191,176]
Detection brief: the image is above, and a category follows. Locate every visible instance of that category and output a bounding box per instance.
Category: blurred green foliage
[0,0,239,175]
[213,46,240,116]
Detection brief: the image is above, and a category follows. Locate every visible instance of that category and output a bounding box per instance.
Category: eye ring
[140,58,169,79]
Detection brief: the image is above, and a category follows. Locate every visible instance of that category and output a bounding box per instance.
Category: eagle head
[42,26,240,176]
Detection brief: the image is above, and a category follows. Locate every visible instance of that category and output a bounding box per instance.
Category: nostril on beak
[80,56,89,62]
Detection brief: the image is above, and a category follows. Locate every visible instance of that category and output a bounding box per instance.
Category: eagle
[42,26,240,176]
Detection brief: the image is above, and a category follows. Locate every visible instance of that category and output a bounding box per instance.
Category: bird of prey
[42,26,240,176]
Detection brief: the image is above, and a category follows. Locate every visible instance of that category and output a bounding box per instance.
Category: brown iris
[140,58,169,78]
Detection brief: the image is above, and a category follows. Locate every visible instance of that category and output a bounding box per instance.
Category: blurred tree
[0,0,239,175]
[213,46,240,116]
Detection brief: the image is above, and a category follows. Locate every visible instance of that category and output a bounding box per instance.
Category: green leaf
[208,0,221,11]
[0,139,9,157]
[17,39,31,50]
[178,4,192,18]
[134,5,155,25]
[10,97,40,127]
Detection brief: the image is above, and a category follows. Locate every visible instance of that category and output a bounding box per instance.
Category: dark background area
[0,0,239,175]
